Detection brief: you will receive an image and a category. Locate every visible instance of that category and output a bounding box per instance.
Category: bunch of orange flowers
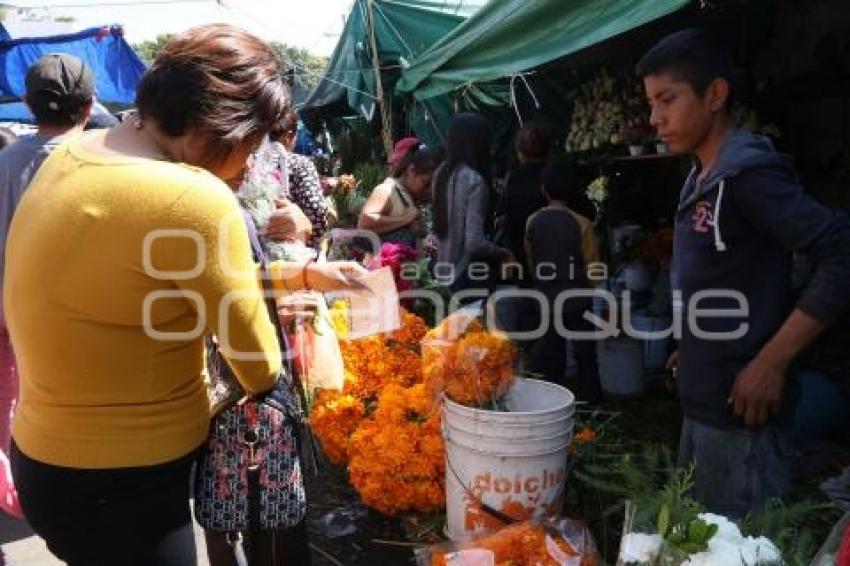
[328,301,426,399]
[430,521,598,566]
[423,316,517,408]
[310,303,430,467]
[309,389,365,466]
[348,383,445,516]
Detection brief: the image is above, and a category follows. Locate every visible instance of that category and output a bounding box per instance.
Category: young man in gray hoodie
[0,53,93,455]
[638,30,850,517]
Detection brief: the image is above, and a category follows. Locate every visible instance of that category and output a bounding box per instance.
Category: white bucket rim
[442,378,575,418]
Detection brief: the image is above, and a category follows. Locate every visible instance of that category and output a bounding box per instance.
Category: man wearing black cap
[0,53,94,460]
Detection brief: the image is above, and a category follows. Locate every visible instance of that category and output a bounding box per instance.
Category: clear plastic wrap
[422,309,517,410]
[416,518,599,566]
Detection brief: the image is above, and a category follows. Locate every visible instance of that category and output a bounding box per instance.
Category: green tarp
[300,0,483,116]
[397,0,692,100]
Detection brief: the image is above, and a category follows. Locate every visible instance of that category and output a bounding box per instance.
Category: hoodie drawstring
[711,179,727,252]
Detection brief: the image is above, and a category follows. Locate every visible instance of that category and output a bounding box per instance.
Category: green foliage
[741,498,835,564]
[567,420,831,565]
[132,34,173,64]
[270,42,328,102]
[131,38,329,103]
[337,119,381,173]
[352,162,386,197]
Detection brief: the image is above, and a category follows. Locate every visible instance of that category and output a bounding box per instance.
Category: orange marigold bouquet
[348,383,445,516]
[311,302,430,466]
[422,312,518,409]
[309,389,366,466]
[333,301,427,399]
[423,520,599,566]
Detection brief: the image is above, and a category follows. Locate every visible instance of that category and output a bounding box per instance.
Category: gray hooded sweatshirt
[673,128,850,429]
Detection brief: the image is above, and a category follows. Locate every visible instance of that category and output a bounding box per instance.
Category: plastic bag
[422,308,517,410]
[0,449,23,519]
[291,295,344,394]
[809,512,850,566]
[417,519,599,566]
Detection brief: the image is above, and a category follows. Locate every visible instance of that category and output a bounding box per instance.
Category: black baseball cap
[25,53,94,115]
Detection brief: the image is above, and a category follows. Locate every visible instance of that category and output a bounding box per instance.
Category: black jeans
[11,442,197,566]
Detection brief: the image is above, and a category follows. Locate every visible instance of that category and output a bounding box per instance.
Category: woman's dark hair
[433,113,492,238]
[637,29,736,108]
[515,122,551,161]
[135,24,290,162]
[390,145,439,178]
[269,110,298,142]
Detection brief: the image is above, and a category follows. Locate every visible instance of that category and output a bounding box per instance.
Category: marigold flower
[348,383,445,516]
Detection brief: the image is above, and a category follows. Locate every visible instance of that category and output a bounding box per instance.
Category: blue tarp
[0,25,145,107]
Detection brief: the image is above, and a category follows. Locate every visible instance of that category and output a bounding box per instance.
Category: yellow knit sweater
[5,139,281,469]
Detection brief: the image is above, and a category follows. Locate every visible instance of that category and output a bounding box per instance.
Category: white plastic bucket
[597,337,645,396]
[630,314,672,370]
[442,378,574,542]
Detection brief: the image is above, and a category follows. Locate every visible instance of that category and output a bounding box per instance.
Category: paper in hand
[332,266,401,340]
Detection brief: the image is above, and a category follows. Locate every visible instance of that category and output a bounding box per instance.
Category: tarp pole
[367,0,394,157]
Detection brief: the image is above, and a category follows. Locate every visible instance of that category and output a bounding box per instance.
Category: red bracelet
[301,260,312,289]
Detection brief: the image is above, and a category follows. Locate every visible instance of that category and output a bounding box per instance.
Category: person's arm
[571,211,600,270]
[288,157,329,243]
[358,182,417,234]
[463,173,509,260]
[524,212,537,276]
[729,165,850,425]
[154,181,281,395]
[730,309,822,426]
[265,198,312,242]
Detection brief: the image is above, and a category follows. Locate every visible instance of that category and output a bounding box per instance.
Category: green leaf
[688,519,708,542]
[680,541,707,554]
[657,503,670,536]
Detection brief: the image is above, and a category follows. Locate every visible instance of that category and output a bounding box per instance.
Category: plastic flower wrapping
[419,519,599,566]
[422,312,518,409]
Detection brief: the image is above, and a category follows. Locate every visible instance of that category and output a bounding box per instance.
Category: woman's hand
[276,291,321,328]
[266,198,312,242]
[305,261,368,292]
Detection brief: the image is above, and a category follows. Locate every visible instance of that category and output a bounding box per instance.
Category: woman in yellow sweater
[4,25,363,565]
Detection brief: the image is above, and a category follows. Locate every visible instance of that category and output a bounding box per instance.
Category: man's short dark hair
[541,157,582,203]
[515,122,552,161]
[637,29,736,106]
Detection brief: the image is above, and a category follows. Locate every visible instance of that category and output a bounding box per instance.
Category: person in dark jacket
[498,122,552,277]
[639,29,850,517]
